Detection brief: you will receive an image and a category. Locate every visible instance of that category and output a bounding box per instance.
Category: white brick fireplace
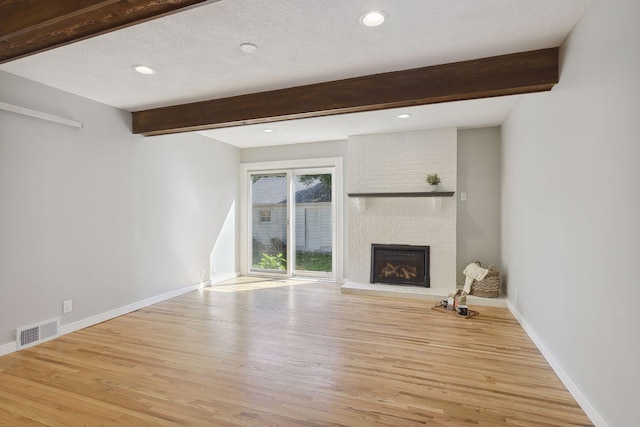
[346,128,457,290]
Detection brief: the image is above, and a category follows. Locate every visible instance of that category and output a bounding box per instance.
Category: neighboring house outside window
[260,210,271,222]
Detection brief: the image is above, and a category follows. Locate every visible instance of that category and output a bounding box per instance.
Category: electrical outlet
[63,300,72,314]
[461,192,467,201]
[211,266,217,275]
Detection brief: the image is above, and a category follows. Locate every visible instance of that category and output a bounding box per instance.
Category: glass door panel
[250,173,288,274]
[292,172,333,277]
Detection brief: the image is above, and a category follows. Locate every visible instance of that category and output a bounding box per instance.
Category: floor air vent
[16,318,60,350]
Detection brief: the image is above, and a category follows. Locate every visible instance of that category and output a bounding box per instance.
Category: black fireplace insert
[370,244,430,287]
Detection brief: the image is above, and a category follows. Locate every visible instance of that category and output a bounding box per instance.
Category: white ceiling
[198,96,522,148]
[0,0,591,148]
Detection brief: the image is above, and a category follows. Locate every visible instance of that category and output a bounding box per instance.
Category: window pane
[251,174,287,272]
[293,174,332,273]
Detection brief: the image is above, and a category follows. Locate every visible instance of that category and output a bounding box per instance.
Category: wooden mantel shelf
[347,192,455,198]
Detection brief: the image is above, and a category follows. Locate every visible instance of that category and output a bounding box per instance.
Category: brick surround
[347,128,457,289]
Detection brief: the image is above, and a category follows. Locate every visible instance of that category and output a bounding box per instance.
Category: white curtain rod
[0,101,83,128]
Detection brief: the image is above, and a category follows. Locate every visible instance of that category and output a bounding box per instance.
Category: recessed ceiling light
[132,64,156,75]
[240,43,258,54]
[398,113,411,119]
[360,10,387,27]
[263,128,274,133]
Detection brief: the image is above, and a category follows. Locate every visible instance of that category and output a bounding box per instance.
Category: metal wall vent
[16,318,60,350]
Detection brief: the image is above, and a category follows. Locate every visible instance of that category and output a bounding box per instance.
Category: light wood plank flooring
[0,278,593,426]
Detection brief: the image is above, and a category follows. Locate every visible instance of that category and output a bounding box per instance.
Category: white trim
[0,341,16,356]
[287,169,294,277]
[242,158,343,171]
[211,271,239,285]
[334,159,344,282]
[0,101,83,128]
[241,168,248,274]
[59,281,209,336]
[507,300,608,427]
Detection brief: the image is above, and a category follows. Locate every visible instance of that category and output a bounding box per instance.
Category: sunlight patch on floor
[205,277,310,293]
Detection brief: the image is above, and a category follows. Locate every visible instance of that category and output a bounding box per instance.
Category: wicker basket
[470,263,500,298]
[470,276,500,297]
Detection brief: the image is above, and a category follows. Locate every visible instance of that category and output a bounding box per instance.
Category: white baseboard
[210,271,239,285]
[0,341,16,357]
[507,300,608,427]
[59,281,209,336]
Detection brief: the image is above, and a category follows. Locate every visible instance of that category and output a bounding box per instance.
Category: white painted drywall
[0,71,239,346]
[501,0,639,425]
[240,140,347,164]
[457,127,501,287]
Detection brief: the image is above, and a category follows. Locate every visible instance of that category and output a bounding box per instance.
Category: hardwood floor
[0,278,593,426]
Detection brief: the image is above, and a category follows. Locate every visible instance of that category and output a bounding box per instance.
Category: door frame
[240,158,343,282]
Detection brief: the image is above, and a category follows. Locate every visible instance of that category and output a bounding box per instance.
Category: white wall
[457,127,501,287]
[130,132,239,287]
[0,71,239,348]
[501,0,639,425]
[240,139,347,164]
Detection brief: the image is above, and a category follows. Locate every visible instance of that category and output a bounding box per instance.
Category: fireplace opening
[370,244,430,287]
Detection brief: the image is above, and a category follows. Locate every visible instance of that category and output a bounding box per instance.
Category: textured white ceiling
[0,0,591,147]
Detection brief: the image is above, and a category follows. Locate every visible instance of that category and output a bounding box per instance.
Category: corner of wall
[507,301,608,427]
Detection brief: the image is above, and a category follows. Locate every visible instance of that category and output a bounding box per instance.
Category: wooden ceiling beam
[132,48,559,136]
[0,0,215,64]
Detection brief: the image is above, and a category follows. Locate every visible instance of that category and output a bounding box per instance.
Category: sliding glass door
[248,168,335,279]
